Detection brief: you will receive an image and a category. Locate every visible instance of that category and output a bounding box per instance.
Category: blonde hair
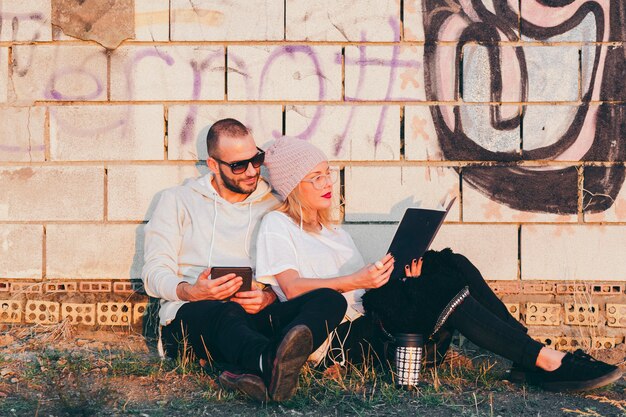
[277,184,336,233]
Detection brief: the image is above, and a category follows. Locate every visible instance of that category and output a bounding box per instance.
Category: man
[142,119,347,402]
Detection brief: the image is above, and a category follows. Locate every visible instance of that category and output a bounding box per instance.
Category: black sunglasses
[212,147,265,174]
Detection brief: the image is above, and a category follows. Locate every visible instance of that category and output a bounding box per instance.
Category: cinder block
[591,284,624,295]
[107,165,199,221]
[0,300,23,323]
[403,0,425,41]
[584,163,626,222]
[564,303,599,326]
[522,282,556,294]
[556,283,589,295]
[24,300,59,324]
[61,303,96,326]
[522,105,581,152]
[44,282,78,293]
[344,45,425,101]
[0,1,51,41]
[134,0,169,41]
[0,48,7,102]
[592,337,620,350]
[0,107,46,162]
[113,281,133,294]
[132,302,148,325]
[525,46,580,102]
[556,337,591,352]
[0,225,43,278]
[505,303,521,321]
[228,45,342,101]
[525,303,561,326]
[79,281,112,293]
[47,225,141,279]
[110,46,224,101]
[170,0,283,41]
[97,302,132,326]
[0,166,104,221]
[10,282,43,294]
[532,335,560,349]
[606,304,626,327]
[286,0,399,41]
[488,281,521,295]
[344,166,459,221]
[462,44,523,103]
[285,105,401,161]
[167,105,282,161]
[522,226,626,281]
[404,106,443,161]
[49,105,165,161]
[11,45,107,103]
[0,282,8,292]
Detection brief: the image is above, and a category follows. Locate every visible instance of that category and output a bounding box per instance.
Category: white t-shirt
[255,211,366,322]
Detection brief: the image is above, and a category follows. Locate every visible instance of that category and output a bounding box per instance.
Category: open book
[387,196,456,281]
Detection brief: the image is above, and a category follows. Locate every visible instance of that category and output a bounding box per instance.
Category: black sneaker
[266,325,313,402]
[504,362,542,383]
[218,370,269,402]
[538,349,623,392]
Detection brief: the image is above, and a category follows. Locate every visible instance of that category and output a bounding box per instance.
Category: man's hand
[231,288,277,314]
[176,268,243,302]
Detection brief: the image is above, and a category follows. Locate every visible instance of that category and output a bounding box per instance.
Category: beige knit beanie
[264,136,328,201]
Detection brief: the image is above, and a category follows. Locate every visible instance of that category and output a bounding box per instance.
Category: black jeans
[330,253,543,370]
[162,288,347,372]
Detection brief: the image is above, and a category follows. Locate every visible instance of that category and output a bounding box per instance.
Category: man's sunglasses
[211,147,265,174]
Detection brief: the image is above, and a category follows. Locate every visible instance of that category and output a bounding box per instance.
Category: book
[387,196,456,281]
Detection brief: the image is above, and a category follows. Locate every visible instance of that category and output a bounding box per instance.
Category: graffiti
[423,0,626,214]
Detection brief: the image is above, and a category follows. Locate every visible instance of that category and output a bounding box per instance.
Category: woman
[255,136,622,392]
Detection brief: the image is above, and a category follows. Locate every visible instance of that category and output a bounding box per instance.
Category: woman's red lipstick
[322,192,332,199]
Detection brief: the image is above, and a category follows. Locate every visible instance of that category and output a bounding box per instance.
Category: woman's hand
[351,253,394,290]
[405,257,423,278]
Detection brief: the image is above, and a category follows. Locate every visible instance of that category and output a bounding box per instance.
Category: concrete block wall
[1,0,626,346]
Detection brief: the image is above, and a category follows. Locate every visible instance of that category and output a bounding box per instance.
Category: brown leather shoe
[219,370,268,402]
[268,325,313,402]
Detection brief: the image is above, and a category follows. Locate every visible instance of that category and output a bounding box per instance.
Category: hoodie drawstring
[208,193,218,268]
[244,202,252,257]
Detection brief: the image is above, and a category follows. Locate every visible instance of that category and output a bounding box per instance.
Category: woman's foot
[534,349,622,392]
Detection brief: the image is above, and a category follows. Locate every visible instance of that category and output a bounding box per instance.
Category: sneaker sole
[541,368,623,392]
[269,325,313,402]
[219,371,269,402]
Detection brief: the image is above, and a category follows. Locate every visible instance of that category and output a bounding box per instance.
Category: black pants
[162,288,347,372]
[331,253,544,370]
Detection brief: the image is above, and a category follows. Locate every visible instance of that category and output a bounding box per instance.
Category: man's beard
[219,166,259,195]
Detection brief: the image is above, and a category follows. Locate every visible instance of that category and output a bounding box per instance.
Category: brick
[0,48,7,102]
[45,282,78,293]
[79,281,112,293]
[61,303,96,326]
[592,337,620,350]
[532,335,560,349]
[0,225,42,278]
[228,46,342,101]
[0,299,23,323]
[0,1,51,41]
[584,164,626,222]
[110,46,224,101]
[0,166,103,221]
[24,300,59,324]
[522,282,555,294]
[344,166,459,222]
[403,0,425,41]
[0,282,8,292]
[167,105,282,161]
[522,226,626,281]
[108,165,199,221]
[170,0,283,41]
[556,282,589,295]
[134,0,169,41]
[113,281,134,294]
[286,0,399,41]
[285,105,400,161]
[133,302,148,325]
[525,46,580,102]
[404,106,443,161]
[525,302,561,326]
[606,304,626,327]
[47,225,142,279]
[11,45,107,103]
[522,105,581,152]
[49,105,164,161]
[10,282,43,294]
[590,284,624,295]
[462,45,523,103]
[344,224,519,281]
[0,107,46,162]
[344,45,425,101]
[555,337,591,352]
[563,303,599,326]
[505,303,520,321]
[488,281,521,295]
[97,302,132,326]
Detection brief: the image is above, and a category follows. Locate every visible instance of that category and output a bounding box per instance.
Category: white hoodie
[142,172,279,326]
